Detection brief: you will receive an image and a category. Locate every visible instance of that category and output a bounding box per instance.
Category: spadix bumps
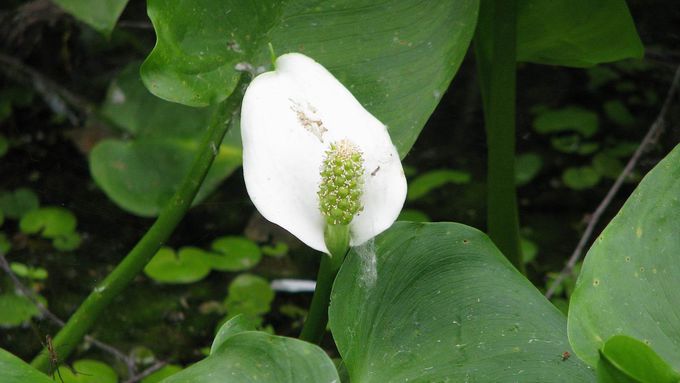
[318,140,365,225]
[241,53,407,254]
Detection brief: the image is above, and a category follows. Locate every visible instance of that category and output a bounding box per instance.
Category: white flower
[241,53,407,254]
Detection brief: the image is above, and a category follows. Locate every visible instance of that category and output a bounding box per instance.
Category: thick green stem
[31,79,247,371]
[474,0,524,273]
[299,250,345,344]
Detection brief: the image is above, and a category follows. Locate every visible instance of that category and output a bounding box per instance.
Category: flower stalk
[30,77,248,372]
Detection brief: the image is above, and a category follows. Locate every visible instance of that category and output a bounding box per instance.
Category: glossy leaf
[144,247,212,284]
[160,331,339,383]
[0,348,53,383]
[142,0,480,156]
[329,222,595,382]
[568,144,680,369]
[598,335,680,383]
[207,236,261,272]
[210,315,256,355]
[91,64,242,216]
[516,0,643,67]
[53,0,128,35]
[597,353,638,383]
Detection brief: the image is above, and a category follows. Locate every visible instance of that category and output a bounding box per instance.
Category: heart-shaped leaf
[568,144,680,369]
[52,0,128,35]
[144,247,212,284]
[330,222,595,382]
[516,0,643,67]
[141,0,480,157]
[0,348,53,383]
[91,64,242,216]
[19,207,76,238]
[159,331,339,383]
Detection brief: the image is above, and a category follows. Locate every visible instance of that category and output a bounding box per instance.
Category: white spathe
[241,53,407,254]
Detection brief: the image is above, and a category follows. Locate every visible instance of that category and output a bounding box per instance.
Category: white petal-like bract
[241,53,406,254]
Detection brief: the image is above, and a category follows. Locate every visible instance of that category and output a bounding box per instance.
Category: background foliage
[0,0,679,382]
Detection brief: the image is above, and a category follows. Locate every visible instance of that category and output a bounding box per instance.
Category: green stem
[474,0,524,273]
[299,251,345,344]
[31,78,248,371]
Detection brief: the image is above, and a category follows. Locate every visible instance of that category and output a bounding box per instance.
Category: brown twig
[0,52,95,123]
[0,251,137,377]
[123,361,168,383]
[545,65,680,300]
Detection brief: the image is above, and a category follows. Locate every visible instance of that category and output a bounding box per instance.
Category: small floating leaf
[144,247,212,284]
[207,237,262,272]
[55,359,118,383]
[10,262,48,280]
[19,207,76,238]
[407,169,471,201]
[515,152,543,186]
[563,167,601,190]
[534,107,598,137]
[0,188,39,220]
[224,274,274,325]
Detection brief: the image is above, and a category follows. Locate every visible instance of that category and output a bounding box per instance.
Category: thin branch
[0,251,137,377]
[545,65,680,300]
[123,361,167,383]
[0,52,95,123]
[117,20,153,30]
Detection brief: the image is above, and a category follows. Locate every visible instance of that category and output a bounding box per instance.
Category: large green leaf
[0,348,53,383]
[516,0,643,67]
[160,331,339,383]
[568,144,680,368]
[142,0,480,156]
[329,222,595,382]
[53,0,128,35]
[90,64,241,216]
